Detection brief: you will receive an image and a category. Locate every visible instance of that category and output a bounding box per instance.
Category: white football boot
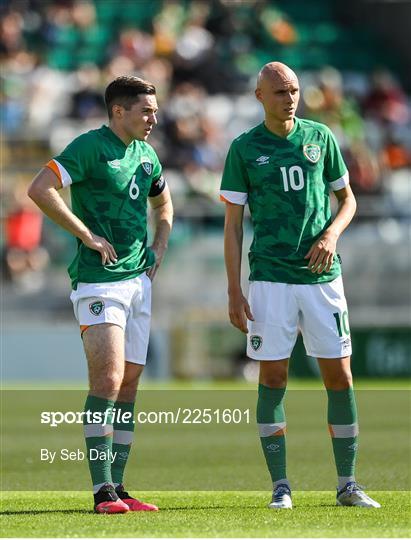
[336,482,381,508]
[268,483,292,509]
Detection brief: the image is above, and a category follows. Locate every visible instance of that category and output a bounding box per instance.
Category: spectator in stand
[363,69,409,126]
[381,134,411,170]
[302,67,382,194]
[3,182,49,289]
[1,0,410,219]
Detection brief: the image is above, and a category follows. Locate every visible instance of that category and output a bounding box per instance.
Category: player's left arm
[305,185,357,274]
[147,184,173,280]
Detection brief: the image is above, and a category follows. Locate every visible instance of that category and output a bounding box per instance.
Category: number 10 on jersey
[280,166,305,192]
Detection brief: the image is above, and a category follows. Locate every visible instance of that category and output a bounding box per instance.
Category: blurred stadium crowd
[1,0,411,291]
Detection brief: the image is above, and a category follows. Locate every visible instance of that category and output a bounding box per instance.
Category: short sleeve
[220,141,249,205]
[150,149,162,180]
[324,128,349,191]
[45,133,96,187]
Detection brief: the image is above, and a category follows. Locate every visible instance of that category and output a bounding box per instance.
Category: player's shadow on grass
[162,505,260,511]
[0,510,93,515]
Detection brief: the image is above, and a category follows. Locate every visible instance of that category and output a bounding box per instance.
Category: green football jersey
[47,125,166,289]
[220,118,349,284]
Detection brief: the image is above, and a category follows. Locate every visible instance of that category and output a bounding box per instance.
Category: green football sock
[83,394,115,492]
[111,400,135,486]
[257,384,287,484]
[327,387,358,480]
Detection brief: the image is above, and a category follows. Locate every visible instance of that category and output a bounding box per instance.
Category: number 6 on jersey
[129,174,140,200]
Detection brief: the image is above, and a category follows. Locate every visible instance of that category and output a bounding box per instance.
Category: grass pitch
[1,490,410,537]
[2,386,409,491]
[2,381,409,536]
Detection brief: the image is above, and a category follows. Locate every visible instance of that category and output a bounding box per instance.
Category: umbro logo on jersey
[256,155,270,165]
[107,159,121,169]
[303,144,321,163]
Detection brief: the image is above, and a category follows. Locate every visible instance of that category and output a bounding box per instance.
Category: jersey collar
[261,117,299,140]
[102,125,133,149]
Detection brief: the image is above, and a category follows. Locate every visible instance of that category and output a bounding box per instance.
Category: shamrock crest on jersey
[303,144,321,163]
[141,156,153,175]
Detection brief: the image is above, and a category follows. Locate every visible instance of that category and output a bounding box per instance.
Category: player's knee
[324,371,353,390]
[259,359,289,389]
[259,372,288,388]
[119,377,138,395]
[122,363,144,385]
[261,378,287,389]
[91,372,123,397]
[118,366,143,400]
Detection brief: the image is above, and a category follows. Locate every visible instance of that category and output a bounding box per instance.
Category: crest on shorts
[141,157,152,175]
[303,144,321,163]
[89,300,104,316]
[250,334,263,352]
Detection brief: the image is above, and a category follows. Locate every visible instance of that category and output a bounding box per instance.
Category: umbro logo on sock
[266,443,280,453]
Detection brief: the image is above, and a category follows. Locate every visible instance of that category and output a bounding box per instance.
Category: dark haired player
[29,77,173,513]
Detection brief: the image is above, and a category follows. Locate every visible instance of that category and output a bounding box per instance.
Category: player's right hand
[228,291,254,334]
[82,233,118,265]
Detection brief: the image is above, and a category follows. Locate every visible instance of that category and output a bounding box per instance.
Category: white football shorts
[70,272,152,365]
[247,276,352,360]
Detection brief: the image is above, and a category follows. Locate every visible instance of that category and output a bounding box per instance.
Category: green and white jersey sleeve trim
[329,171,349,191]
[220,190,248,205]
